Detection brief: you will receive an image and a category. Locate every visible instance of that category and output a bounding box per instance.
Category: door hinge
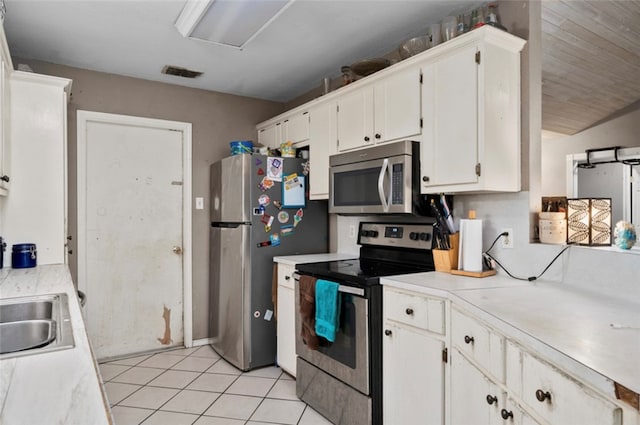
[442,347,448,363]
[475,51,481,64]
[420,118,423,128]
[475,163,481,176]
[337,105,340,113]
[420,72,423,84]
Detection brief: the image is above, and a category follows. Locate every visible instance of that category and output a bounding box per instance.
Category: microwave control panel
[358,222,433,250]
[391,164,404,205]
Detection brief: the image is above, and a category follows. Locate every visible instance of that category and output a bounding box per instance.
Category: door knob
[172,246,182,254]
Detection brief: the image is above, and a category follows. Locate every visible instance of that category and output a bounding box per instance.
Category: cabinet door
[374,66,421,144]
[276,263,296,376]
[308,101,336,200]
[451,348,502,425]
[337,87,373,152]
[0,51,10,194]
[383,321,445,425]
[283,112,309,144]
[521,351,622,425]
[451,308,505,382]
[258,123,282,149]
[421,44,479,189]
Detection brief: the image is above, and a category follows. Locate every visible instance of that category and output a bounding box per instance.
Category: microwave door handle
[378,158,390,212]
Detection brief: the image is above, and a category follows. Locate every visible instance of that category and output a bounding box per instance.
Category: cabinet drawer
[384,288,444,334]
[277,263,295,290]
[451,308,505,382]
[521,351,622,425]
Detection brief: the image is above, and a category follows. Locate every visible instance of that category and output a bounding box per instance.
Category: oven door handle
[377,158,391,212]
[293,273,365,297]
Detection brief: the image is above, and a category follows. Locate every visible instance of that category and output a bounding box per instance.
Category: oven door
[329,154,413,215]
[294,275,370,395]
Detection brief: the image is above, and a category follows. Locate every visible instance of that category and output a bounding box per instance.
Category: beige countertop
[273,252,357,266]
[0,265,111,425]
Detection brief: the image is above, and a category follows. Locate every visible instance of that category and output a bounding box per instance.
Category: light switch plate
[195,197,204,210]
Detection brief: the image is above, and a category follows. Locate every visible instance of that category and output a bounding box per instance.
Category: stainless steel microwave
[329,140,422,214]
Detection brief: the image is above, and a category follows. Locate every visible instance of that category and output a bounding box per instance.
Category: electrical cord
[483,232,571,282]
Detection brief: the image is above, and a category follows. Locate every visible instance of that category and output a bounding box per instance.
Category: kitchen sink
[0,294,74,359]
[0,320,56,353]
[0,300,53,323]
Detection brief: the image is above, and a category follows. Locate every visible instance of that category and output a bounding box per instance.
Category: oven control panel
[358,222,433,250]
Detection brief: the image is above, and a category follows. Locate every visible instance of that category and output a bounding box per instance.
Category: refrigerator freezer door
[210,224,251,370]
[211,155,252,223]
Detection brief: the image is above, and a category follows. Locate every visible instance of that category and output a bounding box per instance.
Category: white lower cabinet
[382,286,446,425]
[452,307,626,425]
[519,349,622,425]
[276,262,296,377]
[450,348,504,425]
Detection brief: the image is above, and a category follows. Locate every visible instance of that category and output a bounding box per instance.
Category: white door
[77,111,192,359]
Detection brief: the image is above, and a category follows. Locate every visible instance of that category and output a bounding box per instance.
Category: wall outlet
[349,225,356,239]
[195,197,204,210]
[501,228,514,249]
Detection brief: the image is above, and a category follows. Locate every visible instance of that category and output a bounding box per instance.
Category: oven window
[317,294,357,369]
[333,168,382,206]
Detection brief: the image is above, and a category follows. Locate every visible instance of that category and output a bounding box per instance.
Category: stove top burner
[296,257,434,286]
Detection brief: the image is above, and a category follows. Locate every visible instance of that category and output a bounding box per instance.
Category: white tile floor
[99,345,332,425]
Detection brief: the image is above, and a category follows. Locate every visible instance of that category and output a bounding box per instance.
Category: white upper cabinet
[373,66,422,144]
[4,72,72,265]
[257,26,525,197]
[308,101,336,200]
[337,66,421,152]
[258,110,310,150]
[0,25,13,195]
[258,122,282,149]
[282,111,309,145]
[420,27,525,194]
[336,87,372,152]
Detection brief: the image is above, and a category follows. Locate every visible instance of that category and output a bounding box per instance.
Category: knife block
[433,232,459,272]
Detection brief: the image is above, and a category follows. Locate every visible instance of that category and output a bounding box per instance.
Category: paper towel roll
[458,218,483,272]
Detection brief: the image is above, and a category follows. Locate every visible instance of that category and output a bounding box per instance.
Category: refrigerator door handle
[211,222,248,228]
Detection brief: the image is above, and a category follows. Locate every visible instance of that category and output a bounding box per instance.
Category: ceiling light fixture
[175,0,293,50]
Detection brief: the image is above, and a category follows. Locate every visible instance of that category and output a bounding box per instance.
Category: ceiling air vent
[162,65,202,79]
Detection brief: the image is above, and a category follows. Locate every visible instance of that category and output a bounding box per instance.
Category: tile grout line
[101,346,317,425]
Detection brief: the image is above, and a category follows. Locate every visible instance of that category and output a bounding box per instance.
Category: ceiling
[2,0,480,103]
[4,1,636,134]
[541,0,640,135]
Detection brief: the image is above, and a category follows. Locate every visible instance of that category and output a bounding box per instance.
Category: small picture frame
[282,174,305,208]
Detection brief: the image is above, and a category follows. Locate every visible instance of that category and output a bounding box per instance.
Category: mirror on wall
[539,1,640,244]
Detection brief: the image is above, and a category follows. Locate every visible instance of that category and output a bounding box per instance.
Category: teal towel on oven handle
[315,279,341,342]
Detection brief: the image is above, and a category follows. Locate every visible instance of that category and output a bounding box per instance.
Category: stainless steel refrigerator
[209,153,328,371]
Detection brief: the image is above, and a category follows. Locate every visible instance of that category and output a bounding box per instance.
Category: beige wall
[15,58,285,340]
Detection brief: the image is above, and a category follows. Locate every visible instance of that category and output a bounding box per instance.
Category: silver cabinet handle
[172,246,182,254]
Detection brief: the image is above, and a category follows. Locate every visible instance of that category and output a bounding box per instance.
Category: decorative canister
[229,140,253,155]
[539,212,567,244]
[12,243,37,268]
